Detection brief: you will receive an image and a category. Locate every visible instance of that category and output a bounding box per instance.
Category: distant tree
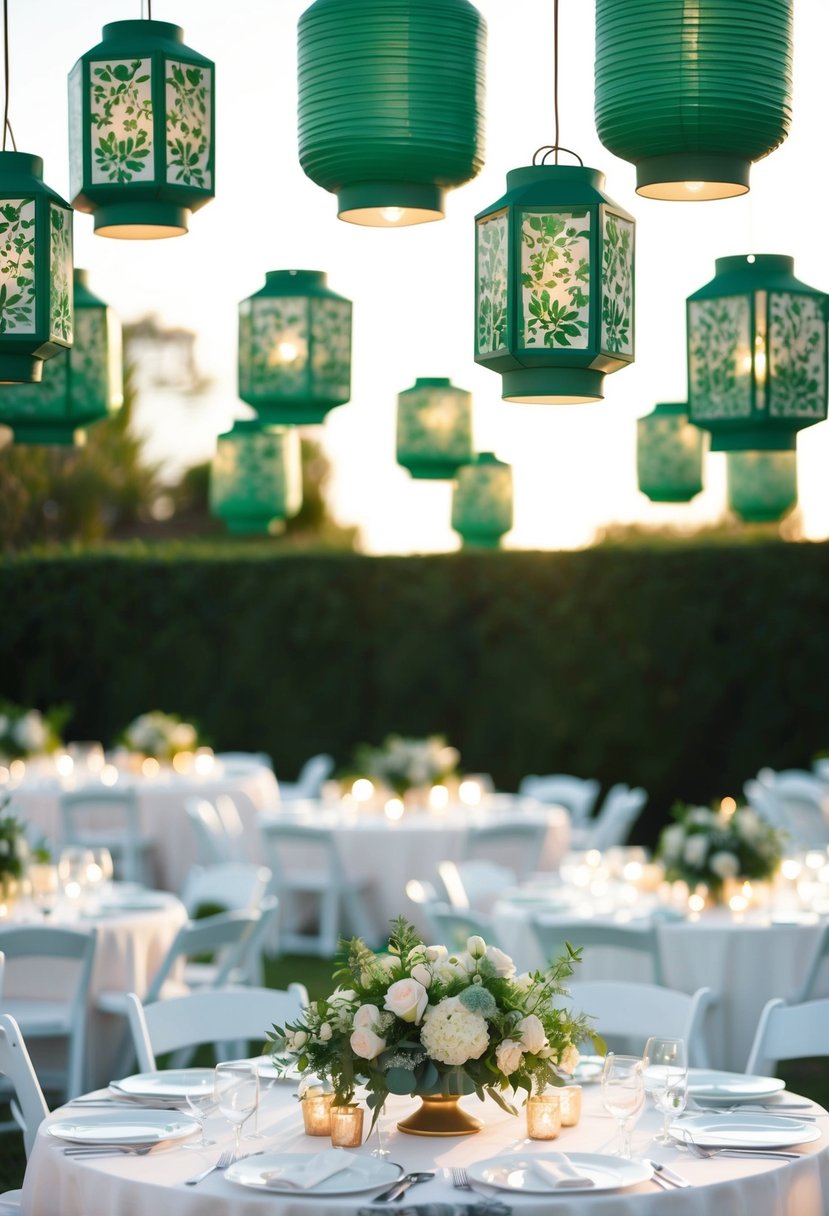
[593,509,803,548]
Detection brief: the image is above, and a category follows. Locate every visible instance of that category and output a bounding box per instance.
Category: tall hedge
[3,542,828,842]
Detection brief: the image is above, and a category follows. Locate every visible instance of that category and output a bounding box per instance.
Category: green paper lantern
[0,269,122,445]
[397,377,473,479]
[637,402,705,503]
[209,420,303,535]
[595,0,792,201]
[475,165,635,403]
[727,450,797,523]
[238,270,352,425]
[297,0,486,226]
[0,152,73,384]
[451,452,513,549]
[69,20,215,238]
[687,254,829,453]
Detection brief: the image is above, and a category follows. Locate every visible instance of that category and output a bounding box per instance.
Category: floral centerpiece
[0,797,29,905]
[0,700,68,760]
[351,735,460,797]
[120,711,200,762]
[656,801,785,901]
[269,917,599,1137]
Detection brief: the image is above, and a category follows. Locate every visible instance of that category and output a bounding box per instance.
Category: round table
[21,1075,829,1215]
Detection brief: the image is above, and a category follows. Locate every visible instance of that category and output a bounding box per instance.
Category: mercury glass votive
[330,1103,364,1147]
[558,1085,582,1127]
[302,1091,334,1136]
[526,1093,561,1140]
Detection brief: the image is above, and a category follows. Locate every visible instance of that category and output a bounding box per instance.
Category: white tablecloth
[494,901,829,1072]
[22,1076,829,1215]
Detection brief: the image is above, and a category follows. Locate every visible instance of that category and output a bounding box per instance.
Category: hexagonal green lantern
[238,270,352,426]
[0,269,122,445]
[68,20,215,239]
[0,152,73,384]
[687,254,829,452]
[727,450,797,524]
[397,377,473,480]
[298,0,486,226]
[637,402,705,503]
[451,452,513,549]
[209,420,303,536]
[475,165,635,403]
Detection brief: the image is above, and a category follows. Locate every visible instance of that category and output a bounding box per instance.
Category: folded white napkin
[531,1155,595,1190]
[264,1150,364,1190]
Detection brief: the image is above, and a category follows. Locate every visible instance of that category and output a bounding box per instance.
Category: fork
[679,1139,800,1162]
[184,1148,236,1186]
[451,1167,472,1190]
[63,1144,156,1158]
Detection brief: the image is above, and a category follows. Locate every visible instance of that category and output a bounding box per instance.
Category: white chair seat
[1,999,73,1035]
[0,1189,22,1212]
[96,977,190,1015]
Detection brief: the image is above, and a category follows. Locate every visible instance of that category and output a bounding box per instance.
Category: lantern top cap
[649,402,688,416]
[101,19,185,45]
[714,254,794,277]
[690,253,826,302]
[477,164,633,221]
[264,270,326,288]
[475,452,506,467]
[0,150,44,180]
[411,377,453,388]
[245,269,351,305]
[221,419,271,437]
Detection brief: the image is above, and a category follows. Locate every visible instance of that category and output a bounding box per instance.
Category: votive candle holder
[301,1091,334,1136]
[330,1103,365,1147]
[526,1093,561,1140]
[558,1085,582,1127]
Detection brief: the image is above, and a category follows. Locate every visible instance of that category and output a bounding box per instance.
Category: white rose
[466,935,486,959]
[559,1043,581,1075]
[349,1027,386,1060]
[13,711,48,753]
[484,945,517,978]
[736,809,762,841]
[517,1013,547,1054]
[425,945,448,963]
[319,1023,333,1042]
[496,1038,524,1076]
[384,978,429,1024]
[410,962,433,988]
[660,824,685,861]
[353,1003,381,1030]
[683,835,709,868]
[710,851,739,879]
[171,722,197,749]
[512,972,534,994]
[329,988,358,1005]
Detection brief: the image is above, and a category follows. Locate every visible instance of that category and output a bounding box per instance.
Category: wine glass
[243,1059,268,1141]
[184,1078,217,1149]
[601,1053,645,1158]
[214,1063,259,1159]
[58,847,93,913]
[643,1036,688,1143]
[28,862,60,918]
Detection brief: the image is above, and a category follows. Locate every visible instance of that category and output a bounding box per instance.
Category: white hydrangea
[659,824,685,862]
[420,996,489,1066]
[709,851,739,879]
[683,835,709,868]
[13,711,48,753]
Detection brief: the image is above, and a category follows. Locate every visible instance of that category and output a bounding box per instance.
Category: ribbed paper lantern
[687,255,829,452]
[297,0,486,226]
[0,152,73,384]
[238,270,352,425]
[451,452,513,549]
[727,450,797,523]
[595,0,793,200]
[637,402,705,503]
[475,165,635,403]
[0,269,122,444]
[209,420,303,535]
[397,377,473,479]
[69,20,215,238]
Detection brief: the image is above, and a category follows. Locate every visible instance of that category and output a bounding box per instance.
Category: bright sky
[11,0,829,552]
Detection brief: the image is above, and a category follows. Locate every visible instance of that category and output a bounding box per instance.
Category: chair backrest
[743,779,790,832]
[563,980,713,1067]
[462,819,548,881]
[0,1014,49,1159]
[745,997,829,1075]
[0,948,4,997]
[59,787,144,882]
[586,786,647,851]
[427,903,501,953]
[125,985,309,1071]
[181,862,272,916]
[145,909,262,1002]
[745,776,829,846]
[532,917,664,985]
[792,923,829,1004]
[437,859,516,912]
[518,776,601,827]
[259,821,341,885]
[216,752,273,773]
[280,753,335,801]
[185,797,230,866]
[213,795,247,859]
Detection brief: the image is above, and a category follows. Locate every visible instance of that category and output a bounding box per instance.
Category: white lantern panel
[688,295,752,419]
[476,210,509,355]
[165,60,213,190]
[89,57,154,186]
[601,211,634,356]
[519,210,590,352]
[0,198,36,335]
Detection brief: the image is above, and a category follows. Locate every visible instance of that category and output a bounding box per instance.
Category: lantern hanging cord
[532,0,581,168]
[1,0,17,153]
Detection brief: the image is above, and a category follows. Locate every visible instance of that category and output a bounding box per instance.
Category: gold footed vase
[397,1094,482,1137]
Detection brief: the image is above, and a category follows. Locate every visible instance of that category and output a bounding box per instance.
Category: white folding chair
[277,754,335,802]
[259,821,375,955]
[427,903,503,953]
[213,794,248,861]
[791,923,829,1003]
[563,980,714,1068]
[531,917,664,985]
[59,787,154,885]
[0,1014,49,1162]
[181,862,272,916]
[518,775,601,828]
[437,859,516,913]
[1,925,98,1101]
[124,985,309,1072]
[745,997,829,1075]
[461,820,549,882]
[185,797,231,865]
[583,784,646,851]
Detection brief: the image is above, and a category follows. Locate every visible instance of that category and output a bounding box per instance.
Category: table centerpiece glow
[0,796,29,908]
[350,734,460,797]
[656,800,785,902]
[269,917,600,1137]
[0,700,68,760]
[119,711,200,763]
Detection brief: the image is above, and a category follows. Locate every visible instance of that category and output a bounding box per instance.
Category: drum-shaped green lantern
[727,450,797,524]
[298,0,486,226]
[397,377,473,479]
[238,270,352,426]
[475,165,635,403]
[0,152,73,384]
[687,255,829,452]
[451,452,513,549]
[69,20,215,238]
[0,269,122,445]
[209,420,303,536]
[637,402,705,503]
[595,0,792,200]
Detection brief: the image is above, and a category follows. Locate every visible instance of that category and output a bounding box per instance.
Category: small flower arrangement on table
[656,800,785,902]
[269,917,600,1136]
[350,734,460,797]
[0,700,68,759]
[119,711,200,762]
[0,796,29,900]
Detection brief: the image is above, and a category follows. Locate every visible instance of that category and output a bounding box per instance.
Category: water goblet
[643,1036,688,1143]
[214,1062,259,1159]
[184,1078,217,1149]
[601,1053,645,1158]
[28,862,60,918]
[58,847,93,912]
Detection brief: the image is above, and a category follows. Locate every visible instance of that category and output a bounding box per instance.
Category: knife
[649,1161,691,1188]
[372,1170,435,1202]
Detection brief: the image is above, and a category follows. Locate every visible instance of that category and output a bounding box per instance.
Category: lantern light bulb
[381,207,405,223]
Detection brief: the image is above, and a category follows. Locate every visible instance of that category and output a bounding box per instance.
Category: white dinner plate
[111,1069,214,1101]
[48,1110,200,1146]
[225,1152,402,1195]
[98,893,171,912]
[671,1113,821,1149]
[688,1069,786,1104]
[468,1153,652,1194]
[572,1055,605,1084]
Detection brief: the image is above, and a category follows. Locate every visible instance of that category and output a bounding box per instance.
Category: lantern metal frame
[396,376,474,479]
[636,401,705,503]
[451,451,513,549]
[209,419,303,536]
